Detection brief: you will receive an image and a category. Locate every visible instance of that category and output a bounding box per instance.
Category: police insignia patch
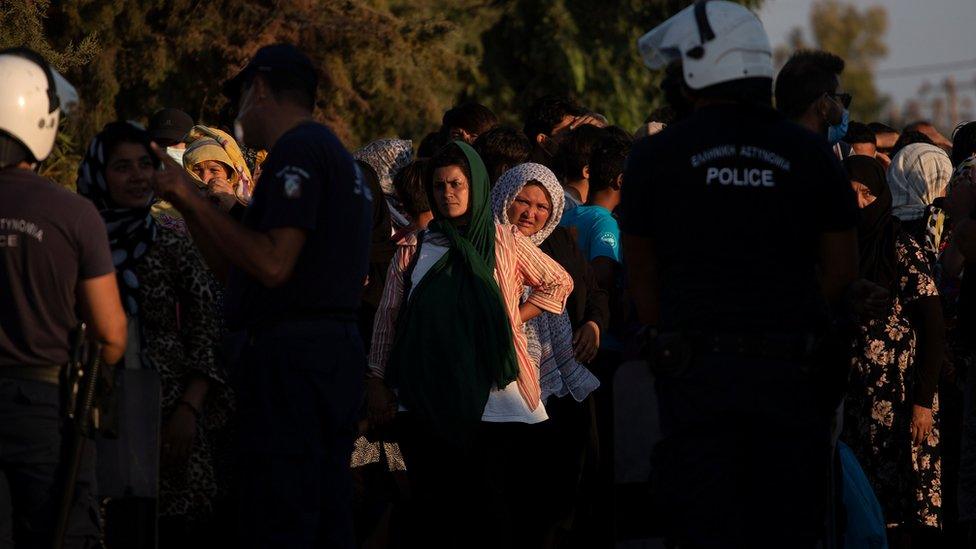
[276,165,310,199]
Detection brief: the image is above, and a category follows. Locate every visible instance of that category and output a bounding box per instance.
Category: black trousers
[232,318,365,549]
[652,351,832,549]
[0,378,99,548]
[397,414,549,549]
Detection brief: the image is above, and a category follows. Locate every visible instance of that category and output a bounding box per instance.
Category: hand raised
[149,142,198,207]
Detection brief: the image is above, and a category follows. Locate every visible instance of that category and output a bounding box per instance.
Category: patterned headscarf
[184,125,254,204]
[888,143,953,222]
[490,162,599,402]
[490,163,565,245]
[76,121,158,315]
[354,138,414,232]
[949,154,976,195]
[354,138,413,196]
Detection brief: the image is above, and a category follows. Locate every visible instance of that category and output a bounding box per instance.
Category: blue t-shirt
[559,205,621,263]
[224,122,373,329]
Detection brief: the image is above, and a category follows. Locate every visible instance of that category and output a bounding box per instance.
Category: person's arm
[77,274,127,365]
[150,143,307,289]
[910,295,944,408]
[512,230,573,321]
[365,243,413,425]
[818,229,860,309]
[622,233,659,326]
[590,256,617,295]
[568,234,608,363]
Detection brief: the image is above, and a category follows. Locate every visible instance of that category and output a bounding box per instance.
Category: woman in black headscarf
[841,155,946,547]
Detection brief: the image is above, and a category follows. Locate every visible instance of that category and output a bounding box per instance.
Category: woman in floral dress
[842,155,946,547]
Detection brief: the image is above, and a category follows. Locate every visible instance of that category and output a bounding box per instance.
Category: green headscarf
[387,141,519,446]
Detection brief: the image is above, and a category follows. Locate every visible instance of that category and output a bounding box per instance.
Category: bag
[838,441,888,548]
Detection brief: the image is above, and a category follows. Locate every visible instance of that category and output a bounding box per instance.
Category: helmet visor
[52,69,78,116]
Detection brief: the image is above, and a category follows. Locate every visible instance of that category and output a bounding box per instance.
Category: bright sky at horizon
[758,0,976,121]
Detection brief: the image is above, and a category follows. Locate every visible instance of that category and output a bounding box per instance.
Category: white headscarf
[489,162,599,403]
[490,162,565,245]
[888,143,953,222]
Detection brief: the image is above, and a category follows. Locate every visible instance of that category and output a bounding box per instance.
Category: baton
[51,340,101,549]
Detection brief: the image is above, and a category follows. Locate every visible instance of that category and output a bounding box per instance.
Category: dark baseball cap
[147,108,194,144]
[222,44,318,102]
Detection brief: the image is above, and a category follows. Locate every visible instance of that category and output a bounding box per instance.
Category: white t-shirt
[401,232,548,424]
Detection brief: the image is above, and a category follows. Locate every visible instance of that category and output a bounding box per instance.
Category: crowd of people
[3,1,976,548]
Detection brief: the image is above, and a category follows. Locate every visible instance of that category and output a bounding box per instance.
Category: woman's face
[432,165,470,219]
[851,180,877,209]
[105,142,155,208]
[192,160,231,186]
[506,182,552,237]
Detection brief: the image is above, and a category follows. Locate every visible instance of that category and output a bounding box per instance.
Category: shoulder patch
[276,165,310,199]
[599,231,617,249]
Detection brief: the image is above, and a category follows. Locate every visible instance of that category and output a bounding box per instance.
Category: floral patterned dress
[843,233,942,529]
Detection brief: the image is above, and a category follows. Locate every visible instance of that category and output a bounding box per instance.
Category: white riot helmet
[637,0,773,90]
[0,48,78,164]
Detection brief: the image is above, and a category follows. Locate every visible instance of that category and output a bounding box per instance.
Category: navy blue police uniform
[224,122,372,548]
[618,102,857,547]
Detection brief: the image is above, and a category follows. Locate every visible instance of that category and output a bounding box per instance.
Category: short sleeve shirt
[0,169,114,366]
[559,205,622,263]
[224,123,373,329]
[618,103,857,333]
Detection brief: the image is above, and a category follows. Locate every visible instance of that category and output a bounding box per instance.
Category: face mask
[233,119,245,145]
[165,146,185,165]
[827,109,849,145]
[234,85,255,146]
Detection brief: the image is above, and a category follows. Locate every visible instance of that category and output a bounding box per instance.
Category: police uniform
[619,101,857,546]
[0,168,110,546]
[224,120,372,548]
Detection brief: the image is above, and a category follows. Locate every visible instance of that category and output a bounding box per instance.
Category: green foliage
[775,0,889,122]
[2,0,764,187]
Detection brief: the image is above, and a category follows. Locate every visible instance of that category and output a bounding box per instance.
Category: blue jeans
[233,318,365,549]
[652,351,832,548]
[0,378,99,548]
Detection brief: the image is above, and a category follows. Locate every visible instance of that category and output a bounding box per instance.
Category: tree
[3,0,763,187]
[775,0,889,122]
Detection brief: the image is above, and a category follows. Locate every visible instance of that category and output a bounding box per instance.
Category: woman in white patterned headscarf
[490,162,602,543]
[888,143,954,266]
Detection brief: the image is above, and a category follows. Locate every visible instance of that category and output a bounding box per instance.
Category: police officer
[149,44,372,548]
[0,48,127,546]
[619,3,865,547]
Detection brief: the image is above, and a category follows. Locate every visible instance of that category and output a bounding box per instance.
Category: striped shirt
[369,223,573,411]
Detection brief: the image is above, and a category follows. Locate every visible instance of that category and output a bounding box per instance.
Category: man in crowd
[441,101,498,144]
[147,108,194,164]
[621,2,861,546]
[523,94,607,167]
[553,124,607,209]
[869,121,900,157]
[775,49,852,158]
[473,125,531,185]
[0,47,127,546]
[846,121,892,168]
[150,44,372,547]
[906,120,953,152]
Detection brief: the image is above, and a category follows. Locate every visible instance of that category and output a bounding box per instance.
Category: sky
[757,0,976,122]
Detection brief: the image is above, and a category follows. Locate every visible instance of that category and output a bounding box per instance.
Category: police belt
[653,330,817,362]
[0,364,62,385]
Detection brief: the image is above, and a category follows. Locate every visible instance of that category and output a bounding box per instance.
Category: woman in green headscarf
[366,142,572,546]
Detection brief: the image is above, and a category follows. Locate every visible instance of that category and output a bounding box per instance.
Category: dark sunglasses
[826,92,852,109]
